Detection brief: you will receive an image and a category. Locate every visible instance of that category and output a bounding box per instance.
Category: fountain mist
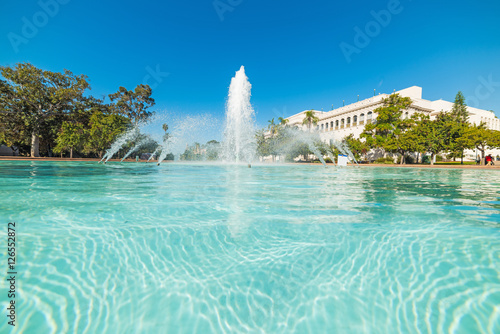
[101,126,140,163]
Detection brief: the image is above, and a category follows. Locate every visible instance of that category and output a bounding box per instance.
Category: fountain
[156,114,217,165]
[100,66,355,167]
[221,66,256,163]
[331,139,359,166]
[283,127,327,166]
[120,137,153,162]
[147,146,160,162]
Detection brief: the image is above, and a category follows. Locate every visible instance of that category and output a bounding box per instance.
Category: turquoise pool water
[1,161,499,333]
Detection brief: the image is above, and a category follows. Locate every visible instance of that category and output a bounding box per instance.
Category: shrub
[375,157,395,164]
[405,155,415,164]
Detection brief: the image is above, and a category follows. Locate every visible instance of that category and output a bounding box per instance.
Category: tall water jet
[222,66,256,163]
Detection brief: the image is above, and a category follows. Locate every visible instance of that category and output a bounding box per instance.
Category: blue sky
[1,0,500,132]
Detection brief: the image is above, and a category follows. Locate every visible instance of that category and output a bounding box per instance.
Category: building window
[325,123,329,130]
[321,124,324,130]
[353,115,358,124]
[335,120,339,128]
[341,119,345,128]
[367,112,373,123]
[330,121,334,128]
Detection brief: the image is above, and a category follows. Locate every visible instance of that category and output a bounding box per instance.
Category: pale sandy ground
[0,156,499,170]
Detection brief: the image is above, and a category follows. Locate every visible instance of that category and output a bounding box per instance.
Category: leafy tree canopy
[109,84,155,125]
[0,62,89,156]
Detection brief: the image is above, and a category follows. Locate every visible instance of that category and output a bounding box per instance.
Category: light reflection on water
[0,161,499,333]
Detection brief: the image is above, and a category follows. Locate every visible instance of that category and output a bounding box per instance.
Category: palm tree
[268,118,278,137]
[302,110,319,132]
[278,117,289,127]
[162,123,170,141]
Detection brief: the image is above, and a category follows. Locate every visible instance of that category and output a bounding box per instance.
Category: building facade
[285,86,500,160]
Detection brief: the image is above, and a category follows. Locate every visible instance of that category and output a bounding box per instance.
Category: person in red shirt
[485,154,493,166]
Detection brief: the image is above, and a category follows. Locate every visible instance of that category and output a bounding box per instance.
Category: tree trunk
[460,152,464,165]
[400,152,405,165]
[430,153,435,165]
[480,148,485,165]
[70,148,73,159]
[31,129,40,157]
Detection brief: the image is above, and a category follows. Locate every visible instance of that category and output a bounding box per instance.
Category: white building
[285,86,500,160]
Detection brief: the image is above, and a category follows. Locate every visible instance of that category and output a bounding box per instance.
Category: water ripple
[0,162,499,333]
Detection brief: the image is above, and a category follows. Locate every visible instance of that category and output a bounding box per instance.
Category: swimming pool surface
[1,161,499,333]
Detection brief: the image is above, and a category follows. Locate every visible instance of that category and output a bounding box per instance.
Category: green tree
[53,122,86,158]
[292,142,313,162]
[448,91,472,164]
[399,113,428,163]
[278,117,289,126]
[267,118,278,137]
[361,93,412,162]
[302,110,319,132]
[84,111,129,158]
[255,129,271,158]
[343,134,368,161]
[452,124,475,163]
[265,118,283,161]
[109,84,155,125]
[462,124,500,165]
[0,107,31,154]
[450,91,468,124]
[415,113,450,165]
[206,140,220,160]
[161,123,170,142]
[0,62,89,157]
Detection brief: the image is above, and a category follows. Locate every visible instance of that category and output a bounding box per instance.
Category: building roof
[286,86,498,128]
